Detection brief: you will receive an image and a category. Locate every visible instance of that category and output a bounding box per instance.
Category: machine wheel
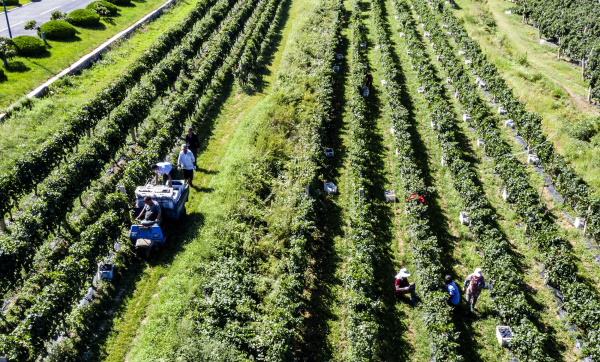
[179,207,187,224]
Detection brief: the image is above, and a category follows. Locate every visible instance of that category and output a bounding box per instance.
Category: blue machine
[129,179,189,257]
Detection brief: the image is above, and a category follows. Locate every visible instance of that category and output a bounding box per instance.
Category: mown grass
[0,0,176,107]
[452,0,600,193]
[0,0,200,175]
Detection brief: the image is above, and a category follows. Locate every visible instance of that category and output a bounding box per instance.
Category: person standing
[395,268,417,305]
[177,144,196,186]
[463,268,485,314]
[445,275,460,307]
[151,162,174,187]
[186,127,200,166]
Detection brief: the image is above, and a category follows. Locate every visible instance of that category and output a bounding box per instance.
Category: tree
[24,20,46,42]
[0,38,17,67]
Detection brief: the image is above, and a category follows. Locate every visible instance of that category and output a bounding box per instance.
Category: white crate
[446,31,453,36]
[454,91,460,99]
[462,113,471,122]
[381,79,387,85]
[498,106,507,115]
[505,10,512,14]
[406,49,411,55]
[527,154,540,165]
[496,326,513,347]
[385,190,397,202]
[458,50,466,55]
[424,31,430,38]
[476,139,485,147]
[399,32,405,37]
[446,77,452,84]
[417,87,425,94]
[501,188,509,201]
[460,211,470,226]
[465,59,472,65]
[574,217,585,229]
[479,80,487,88]
[431,120,437,130]
[390,126,396,135]
[442,24,449,29]
[324,182,337,195]
[441,156,446,166]
[504,119,515,128]
[540,39,546,45]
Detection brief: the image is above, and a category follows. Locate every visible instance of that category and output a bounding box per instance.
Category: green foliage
[0,37,17,67]
[12,35,46,56]
[67,9,101,27]
[50,10,68,21]
[105,0,131,5]
[40,20,77,39]
[566,116,599,142]
[86,1,118,16]
[2,0,18,5]
[23,20,38,30]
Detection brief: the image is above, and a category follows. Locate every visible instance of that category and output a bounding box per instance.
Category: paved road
[0,0,99,38]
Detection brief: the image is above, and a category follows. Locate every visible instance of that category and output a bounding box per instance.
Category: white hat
[181,144,188,150]
[395,268,411,279]
[474,268,482,277]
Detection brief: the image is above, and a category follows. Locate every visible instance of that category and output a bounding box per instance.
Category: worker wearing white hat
[463,268,486,314]
[395,268,416,305]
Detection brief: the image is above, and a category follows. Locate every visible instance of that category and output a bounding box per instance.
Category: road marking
[40,5,61,14]
[0,20,25,32]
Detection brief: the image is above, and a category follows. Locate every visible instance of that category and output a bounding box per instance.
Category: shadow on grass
[5,61,30,72]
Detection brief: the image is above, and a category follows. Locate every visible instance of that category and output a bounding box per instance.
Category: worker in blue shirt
[445,275,460,307]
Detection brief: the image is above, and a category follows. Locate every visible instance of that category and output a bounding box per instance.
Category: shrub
[86,1,118,16]
[12,35,46,56]
[40,21,77,39]
[67,9,100,27]
[3,0,18,5]
[50,11,68,21]
[105,0,131,6]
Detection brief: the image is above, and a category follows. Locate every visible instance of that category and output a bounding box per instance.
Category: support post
[583,205,592,236]
[130,127,137,143]
[2,0,12,39]
[0,216,6,233]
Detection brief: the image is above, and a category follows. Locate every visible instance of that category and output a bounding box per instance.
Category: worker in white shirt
[151,162,174,187]
[177,144,196,185]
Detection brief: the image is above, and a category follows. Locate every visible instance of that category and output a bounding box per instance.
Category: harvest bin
[496,325,513,347]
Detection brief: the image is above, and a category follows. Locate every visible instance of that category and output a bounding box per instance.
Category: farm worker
[151,162,174,187]
[177,144,196,186]
[463,268,486,314]
[445,275,460,307]
[395,268,416,305]
[185,127,200,166]
[365,71,373,90]
[135,196,162,225]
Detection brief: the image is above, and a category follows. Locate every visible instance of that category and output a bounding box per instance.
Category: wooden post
[86,129,91,138]
[0,216,6,233]
[589,86,592,103]
[582,58,585,81]
[583,205,592,236]
[130,127,137,143]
